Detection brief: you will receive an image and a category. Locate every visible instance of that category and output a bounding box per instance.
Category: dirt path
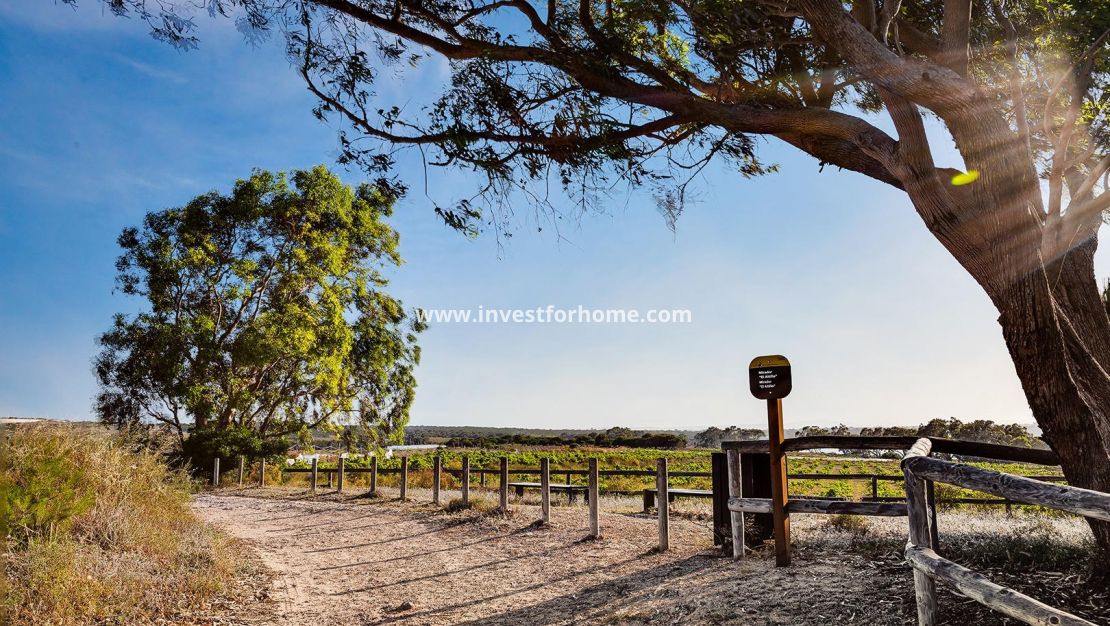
[194,490,930,625]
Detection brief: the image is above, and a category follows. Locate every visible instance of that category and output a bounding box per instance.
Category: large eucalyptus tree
[71,0,1110,550]
[95,166,422,465]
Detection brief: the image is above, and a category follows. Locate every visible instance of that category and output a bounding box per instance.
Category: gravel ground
[194,487,1107,625]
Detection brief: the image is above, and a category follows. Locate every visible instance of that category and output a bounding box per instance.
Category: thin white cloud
[108,53,187,84]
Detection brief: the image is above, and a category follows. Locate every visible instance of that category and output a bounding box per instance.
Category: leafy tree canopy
[72,0,1110,241]
[693,426,765,448]
[95,166,423,464]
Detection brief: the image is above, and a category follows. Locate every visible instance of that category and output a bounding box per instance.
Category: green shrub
[0,436,95,544]
[0,424,245,625]
[825,513,870,535]
[176,424,288,472]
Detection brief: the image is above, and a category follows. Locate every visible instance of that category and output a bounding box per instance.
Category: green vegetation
[94,166,422,469]
[0,424,244,625]
[443,427,687,449]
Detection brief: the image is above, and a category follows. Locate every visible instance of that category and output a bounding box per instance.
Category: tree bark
[993,235,1110,557]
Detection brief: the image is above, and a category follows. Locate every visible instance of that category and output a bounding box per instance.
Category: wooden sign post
[749,354,792,566]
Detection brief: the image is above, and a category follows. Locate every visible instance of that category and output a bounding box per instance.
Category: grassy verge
[0,424,252,625]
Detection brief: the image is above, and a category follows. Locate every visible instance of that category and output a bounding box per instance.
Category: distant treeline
[441,427,688,449]
[793,418,1047,455]
[403,418,1043,453]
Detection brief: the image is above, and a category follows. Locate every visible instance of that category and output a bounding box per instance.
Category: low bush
[0,424,245,625]
[824,513,870,535]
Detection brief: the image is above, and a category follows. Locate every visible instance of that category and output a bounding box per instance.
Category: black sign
[749,355,791,400]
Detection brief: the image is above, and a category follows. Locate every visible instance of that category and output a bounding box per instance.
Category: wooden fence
[722,436,1065,564]
[210,439,1068,551]
[901,437,1110,626]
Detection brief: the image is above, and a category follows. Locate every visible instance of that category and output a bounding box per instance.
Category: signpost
[749,355,792,566]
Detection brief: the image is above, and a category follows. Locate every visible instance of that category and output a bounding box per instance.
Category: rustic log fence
[722,436,1065,562]
[207,436,1069,557]
[901,437,1110,626]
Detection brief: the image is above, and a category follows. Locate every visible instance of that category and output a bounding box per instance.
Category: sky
[2,1,1102,431]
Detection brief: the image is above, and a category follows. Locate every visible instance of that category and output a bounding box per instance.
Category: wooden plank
[499,457,509,512]
[238,457,245,487]
[461,455,470,506]
[723,436,1059,466]
[726,449,744,559]
[906,545,1094,626]
[337,457,345,493]
[904,456,1110,522]
[370,456,378,496]
[400,456,409,501]
[642,488,712,496]
[766,398,790,566]
[787,499,907,516]
[259,459,266,487]
[310,458,318,494]
[728,497,773,514]
[507,482,585,490]
[657,458,670,552]
[432,456,442,505]
[540,457,550,524]
[727,498,907,517]
[588,458,600,538]
[212,457,220,487]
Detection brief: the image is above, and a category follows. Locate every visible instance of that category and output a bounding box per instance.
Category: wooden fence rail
[901,437,1108,626]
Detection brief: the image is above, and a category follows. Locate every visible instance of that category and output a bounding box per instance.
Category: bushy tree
[70,0,1110,552]
[95,166,423,466]
[693,426,765,448]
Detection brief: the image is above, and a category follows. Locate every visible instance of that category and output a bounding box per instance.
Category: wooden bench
[642,488,712,511]
[508,482,589,503]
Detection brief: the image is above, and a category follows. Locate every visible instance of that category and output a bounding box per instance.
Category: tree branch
[940,0,971,76]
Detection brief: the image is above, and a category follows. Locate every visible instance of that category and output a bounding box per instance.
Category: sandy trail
[194,490,918,625]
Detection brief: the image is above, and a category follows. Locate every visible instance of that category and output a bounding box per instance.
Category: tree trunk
[994,237,1110,557]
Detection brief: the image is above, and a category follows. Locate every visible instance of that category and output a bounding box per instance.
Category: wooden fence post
[904,469,938,625]
[871,476,879,500]
[310,458,318,494]
[740,451,774,544]
[337,457,345,494]
[212,457,220,487]
[237,456,245,487]
[588,458,600,538]
[499,457,509,512]
[727,449,744,559]
[461,456,471,505]
[711,452,729,545]
[540,458,551,524]
[369,455,378,495]
[259,459,266,487]
[657,458,670,552]
[433,456,442,505]
[400,456,409,501]
[767,398,791,566]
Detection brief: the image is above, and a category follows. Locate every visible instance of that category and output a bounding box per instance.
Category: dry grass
[0,424,255,625]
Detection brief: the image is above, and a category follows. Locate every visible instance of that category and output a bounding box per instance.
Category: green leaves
[96,166,421,466]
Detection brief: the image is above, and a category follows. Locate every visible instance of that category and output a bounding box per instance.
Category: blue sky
[2,1,1097,430]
